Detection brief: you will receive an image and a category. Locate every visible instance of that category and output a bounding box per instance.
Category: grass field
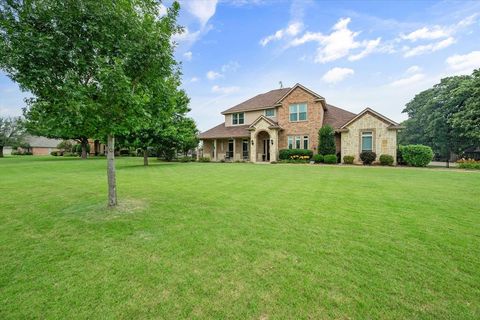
[1,156,479,319]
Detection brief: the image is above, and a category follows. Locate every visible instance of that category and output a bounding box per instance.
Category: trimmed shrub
[379,154,394,166]
[198,156,210,162]
[51,151,59,156]
[324,154,337,164]
[456,159,480,170]
[180,156,192,162]
[400,145,433,167]
[278,149,313,160]
[312,154,324,163]
[360,151,376,165]
[343,155,354,164]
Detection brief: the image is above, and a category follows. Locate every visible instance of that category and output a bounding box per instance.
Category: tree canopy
[399,69,480,159]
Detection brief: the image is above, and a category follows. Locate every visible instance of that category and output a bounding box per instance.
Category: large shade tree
[0,0,184,206]
[399,70,480,159]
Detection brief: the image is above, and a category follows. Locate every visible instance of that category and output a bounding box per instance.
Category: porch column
[270,130,278,162]
[214,139,217,161]
[250,131,256,163]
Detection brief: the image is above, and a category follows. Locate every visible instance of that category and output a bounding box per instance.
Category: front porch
[198,116,281,163]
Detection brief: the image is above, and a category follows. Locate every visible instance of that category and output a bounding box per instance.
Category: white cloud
[221,61,240,73]
[389,73,425,87]
[406,65,422,74]
[260,22,303,46]
[182,0,218,27]
[206,71,222,80]
[211,85,240,94]
[403,37,455,57]
[190,77,199,82]
[348,38,381,61]
[183,51,193,61]
[400,26,449,42]
[322,67,355,84]
[446,51,480,75]
[288,17,380,63]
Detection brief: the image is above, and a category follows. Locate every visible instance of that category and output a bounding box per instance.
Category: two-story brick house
[198,83,402,164]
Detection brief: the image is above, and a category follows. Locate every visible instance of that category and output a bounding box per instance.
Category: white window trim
[264,108,275,117]
[232,112,245,125]
[361,131,373,152]
[289,103,308,122]
[288,135,309,150]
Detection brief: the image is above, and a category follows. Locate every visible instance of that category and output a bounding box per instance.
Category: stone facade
[276,87,324,151]
[340,112,397,164]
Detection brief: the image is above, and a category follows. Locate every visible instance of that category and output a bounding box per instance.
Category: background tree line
[399,69,480,160]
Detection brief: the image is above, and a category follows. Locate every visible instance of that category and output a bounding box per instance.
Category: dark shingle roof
[221,88,291,114]
[323,104,357,129]
[198,123,250,139]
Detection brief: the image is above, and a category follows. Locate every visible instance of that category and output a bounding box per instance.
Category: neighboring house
[198,83,402,164]
[23,135,63,155]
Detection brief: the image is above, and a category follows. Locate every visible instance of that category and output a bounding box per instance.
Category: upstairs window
[361,131,373,152]
[265,108,275,117]
[289,103,307,122]
[232,112,244,125]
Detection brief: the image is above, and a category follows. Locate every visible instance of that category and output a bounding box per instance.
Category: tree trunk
[81,140,88,159]
[143,149,149,166]
[107,135,117,207]
[0,146,4,158]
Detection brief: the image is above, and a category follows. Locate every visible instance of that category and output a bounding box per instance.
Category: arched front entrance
[256,130,271,162]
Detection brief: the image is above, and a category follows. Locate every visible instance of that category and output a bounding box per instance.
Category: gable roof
[25,135,62,148]
[274,83,326,110]
[340,107,399,129]
[248,115,278,128]
[221,88,291,114]
[323,104,357,129]
[198,123,250,139]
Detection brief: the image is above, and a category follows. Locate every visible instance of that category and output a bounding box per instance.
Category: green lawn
[1,157,479,319]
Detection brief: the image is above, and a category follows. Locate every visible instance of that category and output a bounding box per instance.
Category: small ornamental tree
[0,117,25,157]
[0,0,184,207]
[318,125,336,155]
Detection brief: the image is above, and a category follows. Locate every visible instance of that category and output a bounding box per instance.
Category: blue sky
[1,0,480,131]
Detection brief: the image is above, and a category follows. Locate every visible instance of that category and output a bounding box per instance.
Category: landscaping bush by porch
[343,155,354,164]
[324,154,337,164]
[400,145,433,167]
[360,151,376,165]
[379,154,394,166]
[312,154,324,163]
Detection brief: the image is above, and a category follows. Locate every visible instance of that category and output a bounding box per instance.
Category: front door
[263,139,270,161]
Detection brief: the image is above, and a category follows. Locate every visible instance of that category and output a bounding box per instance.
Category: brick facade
[276,87,324,152]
